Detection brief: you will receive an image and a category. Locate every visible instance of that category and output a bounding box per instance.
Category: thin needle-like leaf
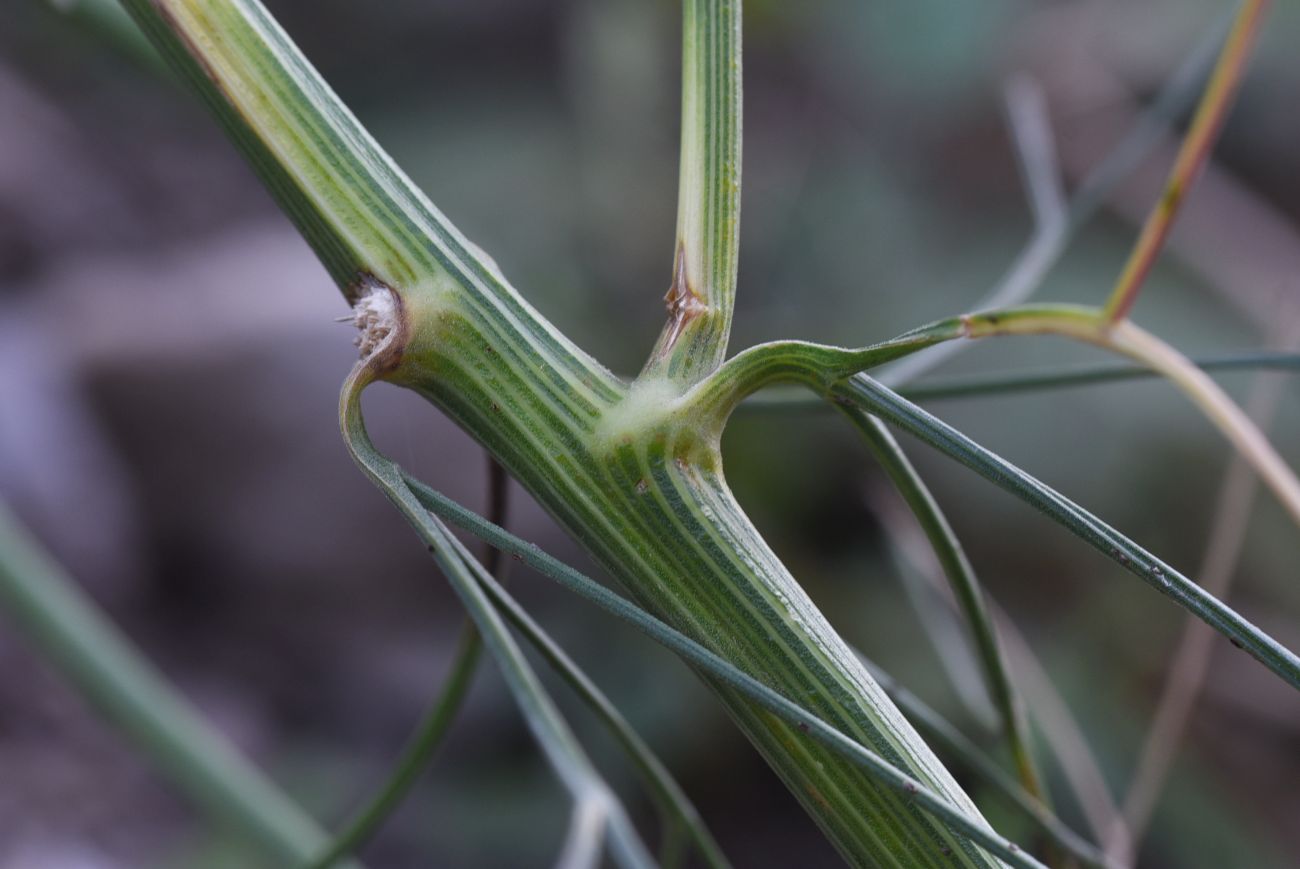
[955,307,1300,530]
[738,351,1300,412]
[1108,323,1300,865]
[831,374,1300,692]
[840,410,1046,804]
[872,498,1126,856]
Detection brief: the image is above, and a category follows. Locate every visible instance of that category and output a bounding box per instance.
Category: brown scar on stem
[657,244,709,355]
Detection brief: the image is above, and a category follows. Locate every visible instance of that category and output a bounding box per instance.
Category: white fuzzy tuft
[349,285,398,358]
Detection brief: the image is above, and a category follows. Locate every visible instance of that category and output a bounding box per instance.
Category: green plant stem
[831,374,1300,691]
[116,1,1051,862]
[0,505,347,866]
[839,411,1045,805]
[394,477,1046,869]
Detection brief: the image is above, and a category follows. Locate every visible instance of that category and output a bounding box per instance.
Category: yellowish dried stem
[1102,0,1270,323]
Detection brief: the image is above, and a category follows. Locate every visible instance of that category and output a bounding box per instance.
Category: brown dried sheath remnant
[657,245,709,356]
[348,272,408,376]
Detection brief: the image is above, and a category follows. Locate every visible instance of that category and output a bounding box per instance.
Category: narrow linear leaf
[1102,0,1270,323]
[832,375,1300,692]
[956,307,1300,531]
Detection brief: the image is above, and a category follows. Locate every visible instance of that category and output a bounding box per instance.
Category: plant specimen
[2,1,1296,867]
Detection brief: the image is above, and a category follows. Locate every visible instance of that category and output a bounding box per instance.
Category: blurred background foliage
[1,1,1298,866]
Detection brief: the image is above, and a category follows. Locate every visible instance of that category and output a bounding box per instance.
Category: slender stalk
[0,505,347,866]
[739,351,1300,411]
[1102,0,1270,323]
[840,411,1045,804]
[306,459,506,868]
[642,0,742,385]
[306,627,480,869]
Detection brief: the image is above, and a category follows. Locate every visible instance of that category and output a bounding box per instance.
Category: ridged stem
[642,0,742,384]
